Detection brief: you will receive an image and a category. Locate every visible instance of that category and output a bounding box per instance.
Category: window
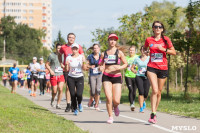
[43,23,46,26]
[29,10,33,14]
[29,17,33,20]
[30,3,33,6]
[29,23,33,27]
[23,17,27,20]
[23,10,27,13]
[43,3,45,6]
[23,3,27,6]
[42,9,45,13]
[42,16,46,20]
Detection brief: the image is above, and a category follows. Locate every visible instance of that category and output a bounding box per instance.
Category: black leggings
[125,77,137,104]
[39,78,46,94]
[135,76,150,98]
[67,76,84,110]
[27,79,31,88]
[3,80,6,86]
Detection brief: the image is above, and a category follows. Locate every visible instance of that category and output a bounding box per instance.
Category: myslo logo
[172,126,197,131]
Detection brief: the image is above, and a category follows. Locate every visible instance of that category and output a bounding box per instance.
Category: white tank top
[66,55,83,78]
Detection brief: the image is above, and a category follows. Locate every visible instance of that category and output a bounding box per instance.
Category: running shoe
[50,98,55,107]
[65,103,71,112]
[87,99,93,107]
[74,109,78,116]
[143,101,146,109]
[139,107,144,113]
[94,104,100,111]
[148,113,157,124]
[78,104,83,112]
[56,104,61,109]
[30,93,33,96]
[28,90,31,94]
[107,117,114,124]
[114,106,120,116]
[33,93,36,97]
[130,104,135,111]
[11,90,14,93]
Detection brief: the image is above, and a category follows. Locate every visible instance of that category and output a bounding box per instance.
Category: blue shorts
[11,77,18,82]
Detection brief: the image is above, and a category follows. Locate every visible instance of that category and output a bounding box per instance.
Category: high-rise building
[0,0,52,49]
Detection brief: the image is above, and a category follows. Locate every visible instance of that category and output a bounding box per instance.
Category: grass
[0,85,87,133]
[83,81,200,119]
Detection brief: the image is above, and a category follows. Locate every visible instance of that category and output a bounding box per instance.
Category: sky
[52,0,196,48]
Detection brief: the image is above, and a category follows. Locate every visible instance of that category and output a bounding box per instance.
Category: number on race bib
[55,67,63,73]
[93,67,99,74]
[151,53,163,62]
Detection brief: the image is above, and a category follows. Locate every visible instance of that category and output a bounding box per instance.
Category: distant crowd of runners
[2,21,176,124]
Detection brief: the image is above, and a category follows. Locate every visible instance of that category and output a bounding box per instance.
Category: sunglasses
[153,26,163,29]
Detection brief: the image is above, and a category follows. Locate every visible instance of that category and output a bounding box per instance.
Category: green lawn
[83,82,200,119]
[0,85,87,133]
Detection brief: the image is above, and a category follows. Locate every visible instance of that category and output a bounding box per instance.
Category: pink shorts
[50,75,65,86]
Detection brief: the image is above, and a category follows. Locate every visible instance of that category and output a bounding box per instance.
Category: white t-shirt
[66,55,83,78]
[29,62,40,76]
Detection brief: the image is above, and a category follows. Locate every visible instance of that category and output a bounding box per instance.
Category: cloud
[73,25,87,30]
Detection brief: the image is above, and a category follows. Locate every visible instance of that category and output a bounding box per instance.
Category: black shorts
[147,66,168,79]
[102,74,122,84]
[30,75,38,83]
[63,71,69,83]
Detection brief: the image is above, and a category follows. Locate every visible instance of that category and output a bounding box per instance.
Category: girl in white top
[65,43,86,115]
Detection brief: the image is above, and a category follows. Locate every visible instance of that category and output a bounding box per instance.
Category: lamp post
[2,0,6,73]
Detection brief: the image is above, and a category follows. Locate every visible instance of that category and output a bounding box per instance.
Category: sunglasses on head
[153,26,163,29]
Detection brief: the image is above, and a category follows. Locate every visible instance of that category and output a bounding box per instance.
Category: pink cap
[108,33,118,40]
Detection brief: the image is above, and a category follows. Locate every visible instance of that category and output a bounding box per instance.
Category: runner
[20,71,25,88]
[23,69,28,89]
[98,33,128,124]
[87,43,103,110]
[18,71,22,88]
[46,43,65,109]
[124,45,138,111]
[45,69,51,93]
[131,46,150,113]
[8,63,20,93]
[2,72,8,87]
[26,66,32,93]
[58,33,85,112]
[65,43,87,115]
[144,21,176,123]
[29,57,40,97]
[39,58,46,95]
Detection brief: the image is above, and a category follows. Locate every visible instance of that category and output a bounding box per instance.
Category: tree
[52,30,66,52]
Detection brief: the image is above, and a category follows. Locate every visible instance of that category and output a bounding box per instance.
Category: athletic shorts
[11,77,18,82]
[46,79,50,82]
[50,75,65,86]
[30,75,38,83]
[102,74,122,84]
[63,72,69,82]
[147,66,168,79]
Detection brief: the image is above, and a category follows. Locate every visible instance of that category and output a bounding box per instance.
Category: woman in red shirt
[144,21,176,124]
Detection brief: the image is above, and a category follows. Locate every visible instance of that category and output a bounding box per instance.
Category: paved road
[5,85,200,133]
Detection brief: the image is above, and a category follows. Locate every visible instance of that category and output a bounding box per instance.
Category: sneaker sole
[131,107,135,111]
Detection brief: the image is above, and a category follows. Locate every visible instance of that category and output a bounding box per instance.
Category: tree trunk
[176,70,177,90]
[180,67,183,90]
[197,64,199,80]
[184,43,189,98]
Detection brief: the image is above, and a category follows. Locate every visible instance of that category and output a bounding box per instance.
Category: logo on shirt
[150,44,153,47]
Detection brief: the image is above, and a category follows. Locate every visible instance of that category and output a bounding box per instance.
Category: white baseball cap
[40,58,43,60]
[71,43,79,49]
[33,57,37,60]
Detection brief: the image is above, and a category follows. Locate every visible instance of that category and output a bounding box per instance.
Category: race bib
[13,70,17,74]
[139,67,147,74]
[93,67,99,74]
[151,53,163,62]
[105,55,116,64]
[27,75,30,78]
[55,67,63,73]
[72,68,82,75]
[39,75,44,79]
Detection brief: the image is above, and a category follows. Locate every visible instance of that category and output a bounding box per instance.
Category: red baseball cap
[108,33,118,40]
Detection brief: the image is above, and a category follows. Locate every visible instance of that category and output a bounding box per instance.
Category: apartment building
[0,0,52,49]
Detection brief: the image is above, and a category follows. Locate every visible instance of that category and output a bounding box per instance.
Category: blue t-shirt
[26,70,31,79]
[9,67,20,78]
[87,53,102,76]
[38,63,46,75]
[133,56,150,77]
